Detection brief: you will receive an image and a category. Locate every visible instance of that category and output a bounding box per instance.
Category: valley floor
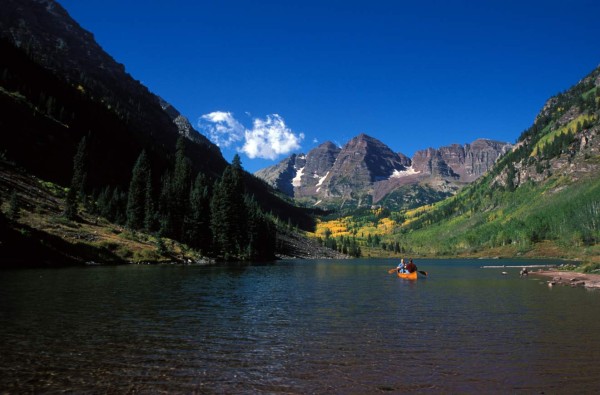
[0,161,595,267]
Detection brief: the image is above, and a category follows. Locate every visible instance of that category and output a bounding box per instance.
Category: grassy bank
[0,162,202,267]
[0,161,341,266]
[311,177,599,266]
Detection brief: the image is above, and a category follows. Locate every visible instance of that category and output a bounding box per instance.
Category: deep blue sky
[59,0,600,172]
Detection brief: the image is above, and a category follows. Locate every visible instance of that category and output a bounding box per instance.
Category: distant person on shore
[406,259,417,273]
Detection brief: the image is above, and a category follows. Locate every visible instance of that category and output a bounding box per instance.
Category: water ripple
[1,259,600,393]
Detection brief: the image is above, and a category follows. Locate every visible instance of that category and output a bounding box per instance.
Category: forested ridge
[0,33,319,264]
[59,135,276,261]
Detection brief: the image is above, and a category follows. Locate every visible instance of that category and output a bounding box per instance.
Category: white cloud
[199,112,304,160]
[198,111,244,148]
[312,138,319,144]
[242,114,304,160]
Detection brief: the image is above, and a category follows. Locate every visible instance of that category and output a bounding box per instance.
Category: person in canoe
[389,259,427,277]
[405,259,417,273]
[397,258,408,274]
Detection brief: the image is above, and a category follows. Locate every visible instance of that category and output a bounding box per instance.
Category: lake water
[1,259,600,393]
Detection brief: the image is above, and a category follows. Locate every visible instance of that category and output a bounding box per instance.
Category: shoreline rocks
[532,270,600,289]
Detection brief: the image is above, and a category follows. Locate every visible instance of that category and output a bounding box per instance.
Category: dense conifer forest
[62,136,276,261]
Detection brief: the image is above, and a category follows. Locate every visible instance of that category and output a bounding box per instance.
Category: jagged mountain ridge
[255,134,511,210]
[0,0,224,188]
[0,0,316,231]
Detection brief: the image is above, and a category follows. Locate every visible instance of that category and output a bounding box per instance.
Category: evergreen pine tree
[211,154,247,257]
[97,186,112,220]
[109,187,127,225]
[373,234,381,246]
[64,136,88,219]
[244,195,275,260]
[158,171,174,237]
[506,164,516,191]
[229,154,248,246]
[171,137,192,239]
[186,173,212,251]
[126,150,151,230]
[143,172,155,233]
[211,169,235,255]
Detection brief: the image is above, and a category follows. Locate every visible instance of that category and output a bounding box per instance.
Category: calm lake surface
[2,259,600,393]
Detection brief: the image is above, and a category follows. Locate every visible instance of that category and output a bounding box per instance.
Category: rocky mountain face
[491,66,600,191]
[158,97,216,148]
[412,139,511,181]
[255,154,302,197]
[0,0,226,188]
[255,134,511,210]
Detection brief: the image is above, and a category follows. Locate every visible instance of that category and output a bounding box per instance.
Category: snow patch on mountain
[315,171,329,193]
[292,166,305,187]
[316,171,329,187]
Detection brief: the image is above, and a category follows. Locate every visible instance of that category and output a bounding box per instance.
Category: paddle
[418,270,428,276]
[388,268,398,274]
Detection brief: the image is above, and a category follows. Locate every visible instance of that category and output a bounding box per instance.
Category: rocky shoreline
[275,228,349,260]
[531,269,600,289]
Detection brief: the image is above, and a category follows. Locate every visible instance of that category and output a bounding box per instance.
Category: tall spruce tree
[210,154,247,257]
[64,136,88,219]
[108,187,127,225]
[97,185,113,221]
[171,137,192,239]
[143,173,155,233]
[229,154,248,247]
[185,173,212,251]
[244,195,275,260]
[158,171,174,237]
[157,138,193,239]
[126,150,151,230]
